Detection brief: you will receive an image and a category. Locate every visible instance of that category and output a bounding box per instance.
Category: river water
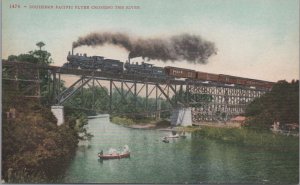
[61,117,298,184]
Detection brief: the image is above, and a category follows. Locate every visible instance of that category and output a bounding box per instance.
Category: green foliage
[41,80,67,105]
[66,87,172,119]
[8,42,52,65]
[155,120,171,127]
[1,88,84,182]
[65,87,109,113]
[2,44,85,183]
[64,106,94,141]
[245,80,299,129]
[2,100,78,183]
[36,41,45,50]
[111,116,136,126]
[171,87,213,107]
[110,90,171,118]
[111,116,171,128]
[5,42,55,105]
[5,168,48,183]
[8,53,37,63]
[176,126,202,132]
[194,127,299,151]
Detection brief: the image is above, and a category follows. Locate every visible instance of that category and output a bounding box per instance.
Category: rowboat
[98,152,130,160]
[165,134,180,138]
[98,145,130,160]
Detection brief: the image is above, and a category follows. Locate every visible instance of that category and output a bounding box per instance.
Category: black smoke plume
[72,32,217,63]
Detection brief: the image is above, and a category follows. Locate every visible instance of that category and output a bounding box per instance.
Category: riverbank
[111,116,298,151]
[193,126,299,151]
[193,121,241,128]
[110,116,240,133]
[2,98,89,183]
[111,116,171,129]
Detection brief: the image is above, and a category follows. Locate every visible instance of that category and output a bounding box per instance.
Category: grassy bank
[193,126,299,151]
[111,116,136,126]
[176,125,202,132]
[111,116,298,151]
[111,116,170,128]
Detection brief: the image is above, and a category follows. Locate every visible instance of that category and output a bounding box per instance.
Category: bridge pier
[170,107,192,126]
[51,106,64,126]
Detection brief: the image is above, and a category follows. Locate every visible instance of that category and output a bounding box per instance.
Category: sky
[2,0,299,82]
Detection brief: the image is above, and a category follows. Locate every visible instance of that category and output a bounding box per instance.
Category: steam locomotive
[65,52,124,73]
[64,51,166,77]
[63,51,274,89]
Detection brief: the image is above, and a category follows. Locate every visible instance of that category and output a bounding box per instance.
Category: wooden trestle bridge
[2,61,269,122]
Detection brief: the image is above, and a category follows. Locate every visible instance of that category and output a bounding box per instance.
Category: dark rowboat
[98,152,130,160]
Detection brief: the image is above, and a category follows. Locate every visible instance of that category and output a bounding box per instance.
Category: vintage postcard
[1,0,299,184]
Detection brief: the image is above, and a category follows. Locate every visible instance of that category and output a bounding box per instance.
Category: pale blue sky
[2,0,299,82]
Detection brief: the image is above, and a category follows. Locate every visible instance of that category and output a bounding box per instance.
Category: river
[60,116,298,184]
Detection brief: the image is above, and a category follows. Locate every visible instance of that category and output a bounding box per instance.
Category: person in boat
[162,136,169,143]
[108,148,119,155]
[99,150,103,155]
[123,145,130,153]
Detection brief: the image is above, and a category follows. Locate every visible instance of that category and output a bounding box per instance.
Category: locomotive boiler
[124,61,166,78]
[64,51,167,78]
[65,51,123,73]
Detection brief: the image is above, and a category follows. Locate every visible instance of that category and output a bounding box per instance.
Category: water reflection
[61,117,298,184]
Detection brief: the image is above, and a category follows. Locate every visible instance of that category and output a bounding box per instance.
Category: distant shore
[110,116,183,130]
[111,116,242,132]
[110,116,202,132]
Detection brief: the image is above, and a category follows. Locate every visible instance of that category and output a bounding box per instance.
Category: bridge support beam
[170,107,192,126]
[51,105,64,126]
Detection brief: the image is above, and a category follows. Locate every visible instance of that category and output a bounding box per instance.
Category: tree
[2,44,93,182]
[36,41,45,50]
[171,88,213,108]
[8,42,52,65]
[245,80,299,129]
[64,87,172,119]
[6,43,54,103]
[2,98,78,182]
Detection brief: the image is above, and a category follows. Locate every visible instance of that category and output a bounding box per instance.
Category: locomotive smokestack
[72,47,74,55]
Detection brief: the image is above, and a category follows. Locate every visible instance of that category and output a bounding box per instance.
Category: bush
[194,127,299,151]
[245,80,299,129]
[2,102,79,183]
[111,116,136,126]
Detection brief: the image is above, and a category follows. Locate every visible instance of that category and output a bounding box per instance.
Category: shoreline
[120,123,175,130]
[111,116,241,132]
[112,120,200,132]
[110,116,174,130]
[110,117,298,152]
[110,116,235,132]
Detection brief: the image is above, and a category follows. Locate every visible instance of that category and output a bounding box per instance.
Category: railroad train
[64,51,167,77]
[63,51,274,89]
